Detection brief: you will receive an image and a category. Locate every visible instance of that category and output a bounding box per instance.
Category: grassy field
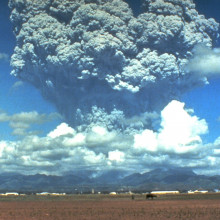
[0,193,220,219]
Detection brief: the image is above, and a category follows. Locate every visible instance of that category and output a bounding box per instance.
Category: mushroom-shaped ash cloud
[9,0,219,133]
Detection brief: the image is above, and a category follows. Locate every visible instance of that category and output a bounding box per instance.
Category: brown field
[0,193,220,220]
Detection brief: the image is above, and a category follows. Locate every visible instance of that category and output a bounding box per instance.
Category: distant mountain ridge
[0,168,219,193]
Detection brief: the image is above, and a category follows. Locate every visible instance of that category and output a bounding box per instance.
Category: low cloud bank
[0,100,218,175]
[0,111,59,136]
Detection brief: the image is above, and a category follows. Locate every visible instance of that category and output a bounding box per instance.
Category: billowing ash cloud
[9,0,219,133]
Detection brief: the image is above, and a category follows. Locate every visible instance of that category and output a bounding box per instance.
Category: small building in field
[36,192,66,196]
[5,192,19,196]
[194,190,208,194]
[151,191,179,195]
[188,190,208,194]
[109,192,117,195]
[50,193,66,196]
[36,192,50,196]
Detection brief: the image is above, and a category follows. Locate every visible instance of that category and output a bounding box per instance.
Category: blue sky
[0,0,220,175]
[182,0,220,143]
[0,0,61,141]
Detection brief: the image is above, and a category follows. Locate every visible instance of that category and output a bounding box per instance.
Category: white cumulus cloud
[134,100,208,154]
[0,101,217,175]
[47,122,75,138]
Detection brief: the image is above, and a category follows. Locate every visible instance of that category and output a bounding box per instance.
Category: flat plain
[0,193,220,220]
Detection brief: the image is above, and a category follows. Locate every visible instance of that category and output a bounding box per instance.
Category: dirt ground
[0,193,219,220]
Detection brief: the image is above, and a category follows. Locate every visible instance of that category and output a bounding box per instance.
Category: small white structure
[188,190,208,194]
[36,192,50,196]
[50,193,66,196]
[151,191,179,195]
[5,192,19,196]
[109,192,117,195]
[194,190,208,194]
[36,192,66,196]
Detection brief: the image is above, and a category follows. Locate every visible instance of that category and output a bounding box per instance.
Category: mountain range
[0,168,220,193]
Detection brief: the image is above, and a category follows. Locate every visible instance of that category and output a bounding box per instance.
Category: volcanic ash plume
[9,0,219,133]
